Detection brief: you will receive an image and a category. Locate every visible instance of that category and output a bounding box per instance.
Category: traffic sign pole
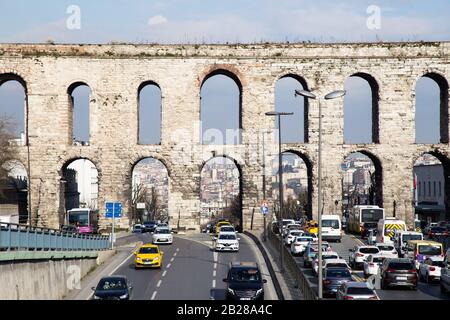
[112,204,115,249]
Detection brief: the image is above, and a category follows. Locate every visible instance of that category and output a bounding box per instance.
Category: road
[107,232,275,300]
[288,232,450,300]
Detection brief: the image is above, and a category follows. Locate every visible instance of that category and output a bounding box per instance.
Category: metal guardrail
[0,222,111,252]
[268,229,318,300]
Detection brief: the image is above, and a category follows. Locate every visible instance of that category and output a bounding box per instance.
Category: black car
[142,221,157,233]
[91,276,133,300]
[322,267,353,297]
[223,262,267,300]
[380,258,418,290]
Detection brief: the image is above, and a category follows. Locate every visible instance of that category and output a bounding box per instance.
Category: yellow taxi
[134,244,164,269]
[215,220,232,235]
[305,220,319,235]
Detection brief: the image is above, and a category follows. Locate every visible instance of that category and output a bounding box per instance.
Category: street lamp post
[265,111,293,273]
[295,89,346,299]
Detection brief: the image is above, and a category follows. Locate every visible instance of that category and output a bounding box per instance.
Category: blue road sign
[105,202,122,218]
[261,206,269,216]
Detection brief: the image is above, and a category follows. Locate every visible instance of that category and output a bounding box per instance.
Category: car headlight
[136,257,141,261]
[119,294,129,299]
[256,289,263,296]
[227,288,235,295]
[153,257,159,261]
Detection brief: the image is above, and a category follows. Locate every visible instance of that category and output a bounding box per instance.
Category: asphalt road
[110,232,271,300]
[289,232,450,300]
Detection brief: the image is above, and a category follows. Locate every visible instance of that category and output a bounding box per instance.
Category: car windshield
[361,209,384,222]
[402,234,422,242]
[97,278,127,291]
[327,263,347,268]
[221,227,234,232]
[156,229,170,234]
[139,247,158,254]
[377,245,394,251]
[134,225,141,229]
[323,255,339,260]
[326,269,351,278]
[360,248,380,254]
[388,262,414,270]
[229,268,261,282]
[219,234,236,240]
[322,220,339,229]
[297,237,313,242]
[347,287,374,295]
[290,231,302,236]
[418,245,442,255]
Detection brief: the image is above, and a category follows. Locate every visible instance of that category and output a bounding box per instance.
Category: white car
[349,245,380,269]
[312,251,339,275]
[283,223,302,237]
[215,232,240,252]
[363,254,385,277]
[284,230,304,246]
[152,227,173,244]
[290,236,314,256]
[323,258,351,271]
[375,243,398,259]
[419,256,446,283]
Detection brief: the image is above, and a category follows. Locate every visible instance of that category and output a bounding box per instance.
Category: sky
[0,0,447,143]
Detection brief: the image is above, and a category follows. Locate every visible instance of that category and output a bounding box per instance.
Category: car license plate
[240,298,251,300]
[396,276,407,281]
[159,239,167,242]
[144,261,153,265]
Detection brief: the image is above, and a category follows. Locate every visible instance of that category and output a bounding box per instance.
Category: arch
[137,81,162,145]
[59,157,99,229]
[0,73,28,145]
[344,72,380,144]
[68,82,91,146]
[415,72,449,144]
[275,74,309,143]
[200,155,243,230]
[200,69,242,145]
[341,150,383,209]
[0,159,28,224]
[412,149,450,222]
[277,150,313,220]
[131,157,169,224]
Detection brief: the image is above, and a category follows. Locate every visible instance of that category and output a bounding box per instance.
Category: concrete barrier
[268,230,318,300]
[0,250,115,300]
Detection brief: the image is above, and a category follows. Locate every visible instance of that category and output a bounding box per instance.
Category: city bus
[65,208,98,234]
[347,205,385,236]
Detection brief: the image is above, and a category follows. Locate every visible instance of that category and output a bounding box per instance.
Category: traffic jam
[276,205,450,300]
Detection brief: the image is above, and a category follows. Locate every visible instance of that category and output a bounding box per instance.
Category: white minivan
[321,215,342,242]
[376,218,407,244]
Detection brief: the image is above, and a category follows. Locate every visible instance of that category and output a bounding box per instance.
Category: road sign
[136,202,145,209]
[261,199,269,216]
[105,202,122,218]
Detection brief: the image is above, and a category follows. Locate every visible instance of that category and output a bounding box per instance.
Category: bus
[347,205,385,235]
[65,208,98,234]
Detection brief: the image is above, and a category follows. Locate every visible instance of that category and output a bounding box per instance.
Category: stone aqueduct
[0,42,449,231]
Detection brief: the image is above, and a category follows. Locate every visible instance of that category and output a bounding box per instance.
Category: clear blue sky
[0,1,448,143]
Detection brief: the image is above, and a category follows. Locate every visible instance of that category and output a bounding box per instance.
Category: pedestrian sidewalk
[246,229,304,300]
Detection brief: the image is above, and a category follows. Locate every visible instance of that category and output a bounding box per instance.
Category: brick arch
[0,72,28,91]
[345,72,380,143]
[414,72,449,144]
[274,74,310,143]
[342,149,383,207]
[130,155,171,179]
[280,149,314,220]
[137,81,162,145]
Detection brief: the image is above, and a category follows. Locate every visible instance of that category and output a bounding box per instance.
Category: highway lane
[288,232,450,300]
[110,232,271,300]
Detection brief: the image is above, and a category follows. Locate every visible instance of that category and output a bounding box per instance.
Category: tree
[132,182,164,223]
[222,195,242,227]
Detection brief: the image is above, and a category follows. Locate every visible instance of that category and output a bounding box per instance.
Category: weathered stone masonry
[0,42,449,231]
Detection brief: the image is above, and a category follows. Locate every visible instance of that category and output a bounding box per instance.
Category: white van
[376,218,407,244]
[392,231,423,257]
[321,215,342,242]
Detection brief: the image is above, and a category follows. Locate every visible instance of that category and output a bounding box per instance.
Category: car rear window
[347,287,374,295]
[323,255,339,260]
[418,245,442,255]
[327,263,347,268]
[388,262,414,270]
[377,245,394,251]
[326,269,351,278]
[360,247,380,254]
[297,237,313,242]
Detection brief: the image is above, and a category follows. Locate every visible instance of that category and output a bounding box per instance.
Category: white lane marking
[162,270,167,277]
[170,257,175,262]
[213,251,218,262]
[214,263,217,270]
[212,279,216,288]
[213,270,216,277]
[151,291,157,300]
[176,248,180,252]
[173,252,177,257]
[166,263,171,268]
[157,280,162,288]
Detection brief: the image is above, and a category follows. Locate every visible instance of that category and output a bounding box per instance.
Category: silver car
[336,281,379,300]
